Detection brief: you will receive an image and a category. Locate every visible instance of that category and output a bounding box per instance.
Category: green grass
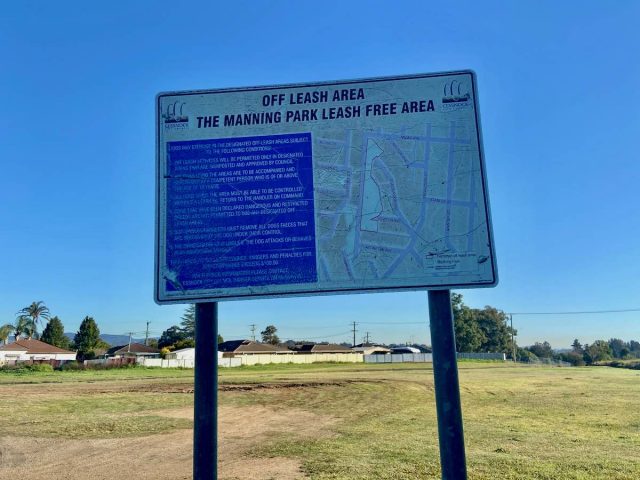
[2,362,639,478]
[0,365,194,384]
[220,363,640,479]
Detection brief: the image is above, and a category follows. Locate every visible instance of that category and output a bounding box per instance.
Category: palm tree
[0,324,14,344]
[17,301,50,338]
[15,315,36,340]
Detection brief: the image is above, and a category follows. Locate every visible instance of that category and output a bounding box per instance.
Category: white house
[165,348,223,362]
[0,338,76,365]
[165,347,195,361]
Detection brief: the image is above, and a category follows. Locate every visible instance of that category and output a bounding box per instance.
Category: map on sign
[155,71,497,303]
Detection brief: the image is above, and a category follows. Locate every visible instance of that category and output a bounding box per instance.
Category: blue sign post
[429,290,467,479]
[193,303,218,480]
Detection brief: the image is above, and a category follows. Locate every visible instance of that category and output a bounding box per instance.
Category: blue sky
[1,1,638,347]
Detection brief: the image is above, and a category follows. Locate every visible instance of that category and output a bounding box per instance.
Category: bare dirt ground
[0,401,336,480]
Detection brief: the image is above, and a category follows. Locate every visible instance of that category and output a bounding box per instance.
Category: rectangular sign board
[156,70,497,303]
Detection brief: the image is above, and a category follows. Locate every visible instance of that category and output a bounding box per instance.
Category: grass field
[1,362,639,479]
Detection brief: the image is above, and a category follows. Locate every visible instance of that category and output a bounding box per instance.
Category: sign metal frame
[155,70,498,304]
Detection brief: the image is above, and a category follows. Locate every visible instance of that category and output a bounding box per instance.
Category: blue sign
[156,71,498,303]
[165,133,317,292]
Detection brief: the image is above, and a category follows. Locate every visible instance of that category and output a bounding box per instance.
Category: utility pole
[145,321,150,346]
[510,314,516,362]
[249,324,256,342]
[351,321,358,347]
[127,332,133,353]
[365,332,370,344]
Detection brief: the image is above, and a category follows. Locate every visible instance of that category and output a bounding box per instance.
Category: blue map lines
[314,121,484,285]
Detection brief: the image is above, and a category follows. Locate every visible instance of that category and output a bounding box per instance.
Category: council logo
[441,80,471,111]
[163,101,189,129]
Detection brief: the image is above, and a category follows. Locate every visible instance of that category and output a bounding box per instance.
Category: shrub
[0,364,24,373]
[560,351,586,366]
[1,363,54,373]
[57,361,85,371]
[25,363,54,372]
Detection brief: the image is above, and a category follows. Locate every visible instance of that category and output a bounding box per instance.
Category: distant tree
[608,338,627,359]
[41,317,70,349]
[629,340,640,356]
[527,341,554,359]
[15,315,36,339]
[452,293,486,352]
[261,325,280,345]
[0,324,14,344]
[180,304,196,338]
[74,316,101,361]
[147,338,159,349]
[178,305,223,343]
[559,351,585,366]
[584,340,612,364]
[571,339,583,354]
[474,306,514,354]
[516,347,538,363]
[158,324,222,350]
[172,338,196,350]
[451,294,515,354]
[17,301,50,338]
[95,338,111,351]
[158,325,187,349]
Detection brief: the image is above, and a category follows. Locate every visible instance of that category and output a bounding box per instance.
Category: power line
[290,330,353,341]
[359,321,425,325]
[510,308,640,315]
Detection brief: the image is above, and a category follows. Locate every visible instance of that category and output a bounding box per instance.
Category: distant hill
[64,333,150,347]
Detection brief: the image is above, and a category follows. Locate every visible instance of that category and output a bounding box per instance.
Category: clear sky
[1,1,638,348]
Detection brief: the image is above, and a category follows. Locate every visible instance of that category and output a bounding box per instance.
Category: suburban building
[293,343,354,354]
[218,339,291,356]
[105,342,160,359]
[165,347,195,361]
[352,343,392,355]
[390,346,422,354]
[0,338,76,365]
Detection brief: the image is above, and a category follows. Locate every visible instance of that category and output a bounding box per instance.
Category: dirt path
[0,405,336,480]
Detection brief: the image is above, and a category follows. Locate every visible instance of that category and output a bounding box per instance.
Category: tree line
[6,299,638,367]
[452,294,639,365]
[522,338,640,365]
[1,301,110,361]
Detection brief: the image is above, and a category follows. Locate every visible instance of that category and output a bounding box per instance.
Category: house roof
[0,338,74,354]
[0,342,29,352]
[218,340,291,354]
[294,343,353,353]
[106,343,160,355]
[352,345,391,354]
